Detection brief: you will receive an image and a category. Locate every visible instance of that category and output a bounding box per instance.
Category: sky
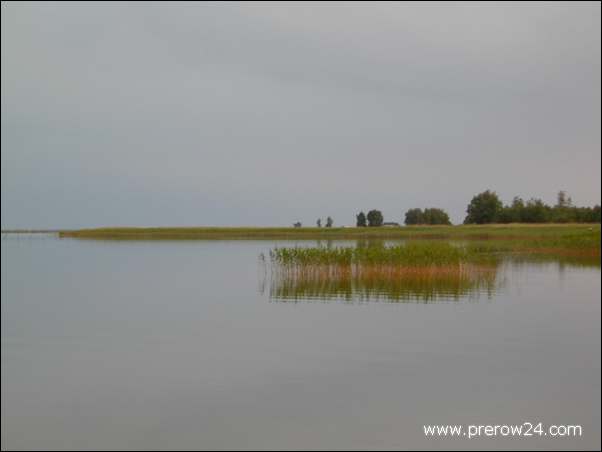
[1,1,600,228]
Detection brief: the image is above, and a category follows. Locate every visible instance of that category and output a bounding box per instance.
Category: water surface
[1,235,600,450]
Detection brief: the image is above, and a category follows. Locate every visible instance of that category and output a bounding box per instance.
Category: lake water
[1,235,600,450]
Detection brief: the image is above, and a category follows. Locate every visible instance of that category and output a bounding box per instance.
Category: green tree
[468,190,599,224]
[522,198,550,223]
[404,208,424,225]
[464,190,503,224]
[498,196,525,223]
[356,211,367,227]
[405,207,451,225]
[326,216,333,228]
[316,218,321,227]
[556,190,569,208]
[510,196,525,222]
[367,209,384,227]
[552,191,576,222]
[423,208,451,225]
[573,206,594,223]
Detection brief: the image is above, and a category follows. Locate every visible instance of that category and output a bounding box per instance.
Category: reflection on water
[264,263,501,303]
[503,253,601,270]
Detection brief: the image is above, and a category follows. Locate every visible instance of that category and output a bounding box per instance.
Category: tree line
[316,217,334,228]
[354,190,600,227]
[464,190,601,224]
[297,190,600,228]
[355,210,384,227]
[354,208,450,226]
[404,208,451,225]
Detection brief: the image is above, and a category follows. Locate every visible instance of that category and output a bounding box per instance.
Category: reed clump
[269,241,496,267]
[268,242,501,302]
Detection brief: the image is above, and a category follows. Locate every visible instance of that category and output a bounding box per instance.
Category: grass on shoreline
[58,223,599,239]
[57,224,600,256]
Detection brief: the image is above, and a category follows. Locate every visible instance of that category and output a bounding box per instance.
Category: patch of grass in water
[267,242,502,302]
[270,241,497,267]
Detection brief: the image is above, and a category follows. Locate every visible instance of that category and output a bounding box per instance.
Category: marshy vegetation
[58,223,600,246]
[266,242,501,303]
[265,235,600,302]
[269,241,498,267]
[55,221,600,304]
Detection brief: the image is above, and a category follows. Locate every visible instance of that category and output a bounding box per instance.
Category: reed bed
[269,241,497,267]
[268,242,501,302]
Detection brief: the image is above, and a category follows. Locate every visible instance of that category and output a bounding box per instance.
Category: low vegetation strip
[58,224,600,246]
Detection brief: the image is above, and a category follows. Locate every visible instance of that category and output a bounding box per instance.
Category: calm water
[1,235,600,450]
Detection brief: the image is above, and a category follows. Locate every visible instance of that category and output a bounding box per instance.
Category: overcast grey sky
[1,2,600,228]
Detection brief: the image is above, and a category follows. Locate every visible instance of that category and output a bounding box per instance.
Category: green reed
[269,241,495,267]
[267,242,503,302]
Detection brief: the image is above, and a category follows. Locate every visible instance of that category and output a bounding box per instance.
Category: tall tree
[522,198,550,223]
[498,196,525,223]
[552,191,575,222]
[326,216,333,228]
[404,208,424,225]
[356,212,367,227]
[316,218,321,227]
[556,190,568,208]
[367,210,384,227]
[464,190,503,224]
[423,208,451,225]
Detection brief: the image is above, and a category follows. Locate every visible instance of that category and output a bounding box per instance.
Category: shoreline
[2,224,599,243]
[51,223,600,240]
